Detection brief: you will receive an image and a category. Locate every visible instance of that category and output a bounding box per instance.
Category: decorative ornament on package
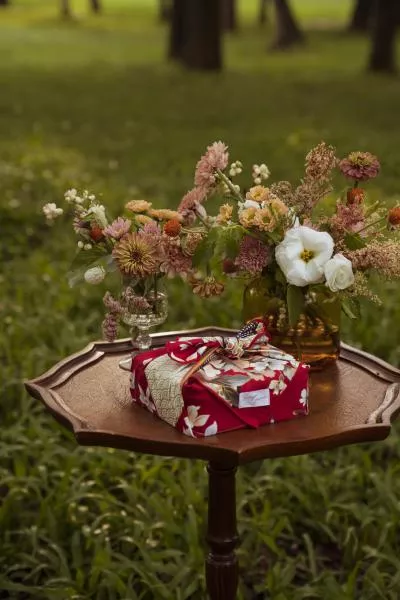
[129,319,309,438]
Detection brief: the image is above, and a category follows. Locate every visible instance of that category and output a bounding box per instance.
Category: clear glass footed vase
[243,277,341,370]
[118,281,168,371]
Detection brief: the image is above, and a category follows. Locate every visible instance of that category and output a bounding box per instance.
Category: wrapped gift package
[129,319,309,438]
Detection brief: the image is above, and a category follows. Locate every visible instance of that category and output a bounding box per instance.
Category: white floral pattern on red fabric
[183,405,211,437]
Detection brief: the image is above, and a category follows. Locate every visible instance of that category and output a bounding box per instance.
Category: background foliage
[1,1,400,598]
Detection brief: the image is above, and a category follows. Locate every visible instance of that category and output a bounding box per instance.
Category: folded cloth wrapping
[129,319,309,438]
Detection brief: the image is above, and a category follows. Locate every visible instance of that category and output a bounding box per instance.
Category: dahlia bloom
[339,151,380,181]
[275,226,334,287]
[235,236,271,275]
[112,232,159,277]
[103,217,132,239]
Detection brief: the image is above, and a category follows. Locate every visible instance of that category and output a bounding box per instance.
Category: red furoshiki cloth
[129,319,309,438]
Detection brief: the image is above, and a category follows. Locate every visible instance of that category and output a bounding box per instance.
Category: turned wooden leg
[206,462,239,600]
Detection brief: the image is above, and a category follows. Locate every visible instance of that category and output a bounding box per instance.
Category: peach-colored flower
[182,232,203,256]
[253,207,276,232]
[135,214,154,225]
[149,208,183,222]
[125,200,152,213]
[238,207,257,228]
[246,185,270,204]
[103,217,131,239]
[112,233,159,277]
[216,203,233,224]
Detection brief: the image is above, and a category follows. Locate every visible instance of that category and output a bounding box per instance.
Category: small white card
[238,389,270,409]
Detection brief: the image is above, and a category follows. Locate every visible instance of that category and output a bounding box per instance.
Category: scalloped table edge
[25,329,400,466]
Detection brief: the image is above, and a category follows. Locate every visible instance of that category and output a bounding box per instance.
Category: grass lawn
[1,1,400,598]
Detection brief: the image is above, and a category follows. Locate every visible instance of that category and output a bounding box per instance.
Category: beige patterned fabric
[144,354,189,426]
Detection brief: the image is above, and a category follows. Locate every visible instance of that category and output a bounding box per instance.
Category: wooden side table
[25,327,400,600]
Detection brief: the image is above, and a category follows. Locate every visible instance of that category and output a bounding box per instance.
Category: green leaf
[191,238,215,269]
[344,233,366,250]
[286,285,305,327]
[69,245,109,270]
[342,297,360,319]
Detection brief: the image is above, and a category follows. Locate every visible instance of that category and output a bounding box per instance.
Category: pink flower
[339,151,380,181]
[103,217,132,239]
[102,312,118,342]
[235,236,271,275]
[178,187,207,224]
[331,202,365,235]
[194,141,229,191]
[160,241,192,278]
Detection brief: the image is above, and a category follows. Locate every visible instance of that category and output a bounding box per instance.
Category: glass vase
[118,281,168,371]
[243,277,341,370]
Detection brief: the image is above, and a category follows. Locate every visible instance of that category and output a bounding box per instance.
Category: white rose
[84,266,106,285]
[324,254,354,292]
[275,225,334,287]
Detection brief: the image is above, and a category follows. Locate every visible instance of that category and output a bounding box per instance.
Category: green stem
[216,169,244,203]
[355,215,387,236]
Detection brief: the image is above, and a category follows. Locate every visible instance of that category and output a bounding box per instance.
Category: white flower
[324,253,355,292]
[183,405,209,437]
[275,225,334,287]
[84,266,106,285]
[43,203,63,220]
[300,388,308,407]
[88,204,108,227]
[64,188,79,203]
[269,378,287,395]
[238,199,259,211]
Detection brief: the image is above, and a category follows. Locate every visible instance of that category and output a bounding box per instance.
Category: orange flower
[125,200,152,213]
[164,219,182,237]
[149,208,183,222]
[346,188,365,205]
[89,226,104,242]
[388,206,400,227]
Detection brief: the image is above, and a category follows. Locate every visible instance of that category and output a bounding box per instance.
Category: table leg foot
[206,462,239,600]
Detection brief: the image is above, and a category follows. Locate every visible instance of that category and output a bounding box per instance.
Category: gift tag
[238,389,270,409]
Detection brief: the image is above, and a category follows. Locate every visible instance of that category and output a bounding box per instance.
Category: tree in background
[169,0,222,70]
[0,0,10,6]
[348,0,373,32]
[221,0,237,32]
[368,0,398,72]
[159,0,172,22]
[270,0,304,50]
[60,0,102,19]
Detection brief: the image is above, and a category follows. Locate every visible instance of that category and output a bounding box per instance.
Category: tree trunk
[60,0,72,18]
[271,0,304,50]
[368,0,398,72]
[221,0,237,32]
[159,0,172,22]
[0,0,10,7]
[89,0,101,13]
[169,0,185,60]
[259,0,270,26]
[348,0,373,32]
[169,0,222,70]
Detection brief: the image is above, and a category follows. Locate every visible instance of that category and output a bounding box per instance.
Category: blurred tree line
[0,0,398,72]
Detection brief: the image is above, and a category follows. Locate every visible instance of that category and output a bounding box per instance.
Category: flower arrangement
[43,190,205,343]
[175,141,400,362]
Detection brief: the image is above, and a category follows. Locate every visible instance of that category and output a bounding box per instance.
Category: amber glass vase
[243,277,341,369]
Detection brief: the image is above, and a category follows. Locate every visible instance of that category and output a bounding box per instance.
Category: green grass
[1,1,400,598]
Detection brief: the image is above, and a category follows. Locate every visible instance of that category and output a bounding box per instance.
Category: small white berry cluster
[252,163,270,185]
[229,161,243,178]
[77,240,93,251]
[64,188,96,205]
[43,203,63,221]
[222,181,241,196]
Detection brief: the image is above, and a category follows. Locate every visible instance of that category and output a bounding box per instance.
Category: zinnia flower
[112,232,159,277]
[125,200,152,213]
[275,225,334,287]
[148,208,183,222]
[103,217,131,239]
[339,151,380,181]
[194,141,229,191]
[135,214,154,225]
[235,236,271,274]
[216,203,233,224]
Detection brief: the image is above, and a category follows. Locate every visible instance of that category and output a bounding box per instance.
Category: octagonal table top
[25,327,400,466]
